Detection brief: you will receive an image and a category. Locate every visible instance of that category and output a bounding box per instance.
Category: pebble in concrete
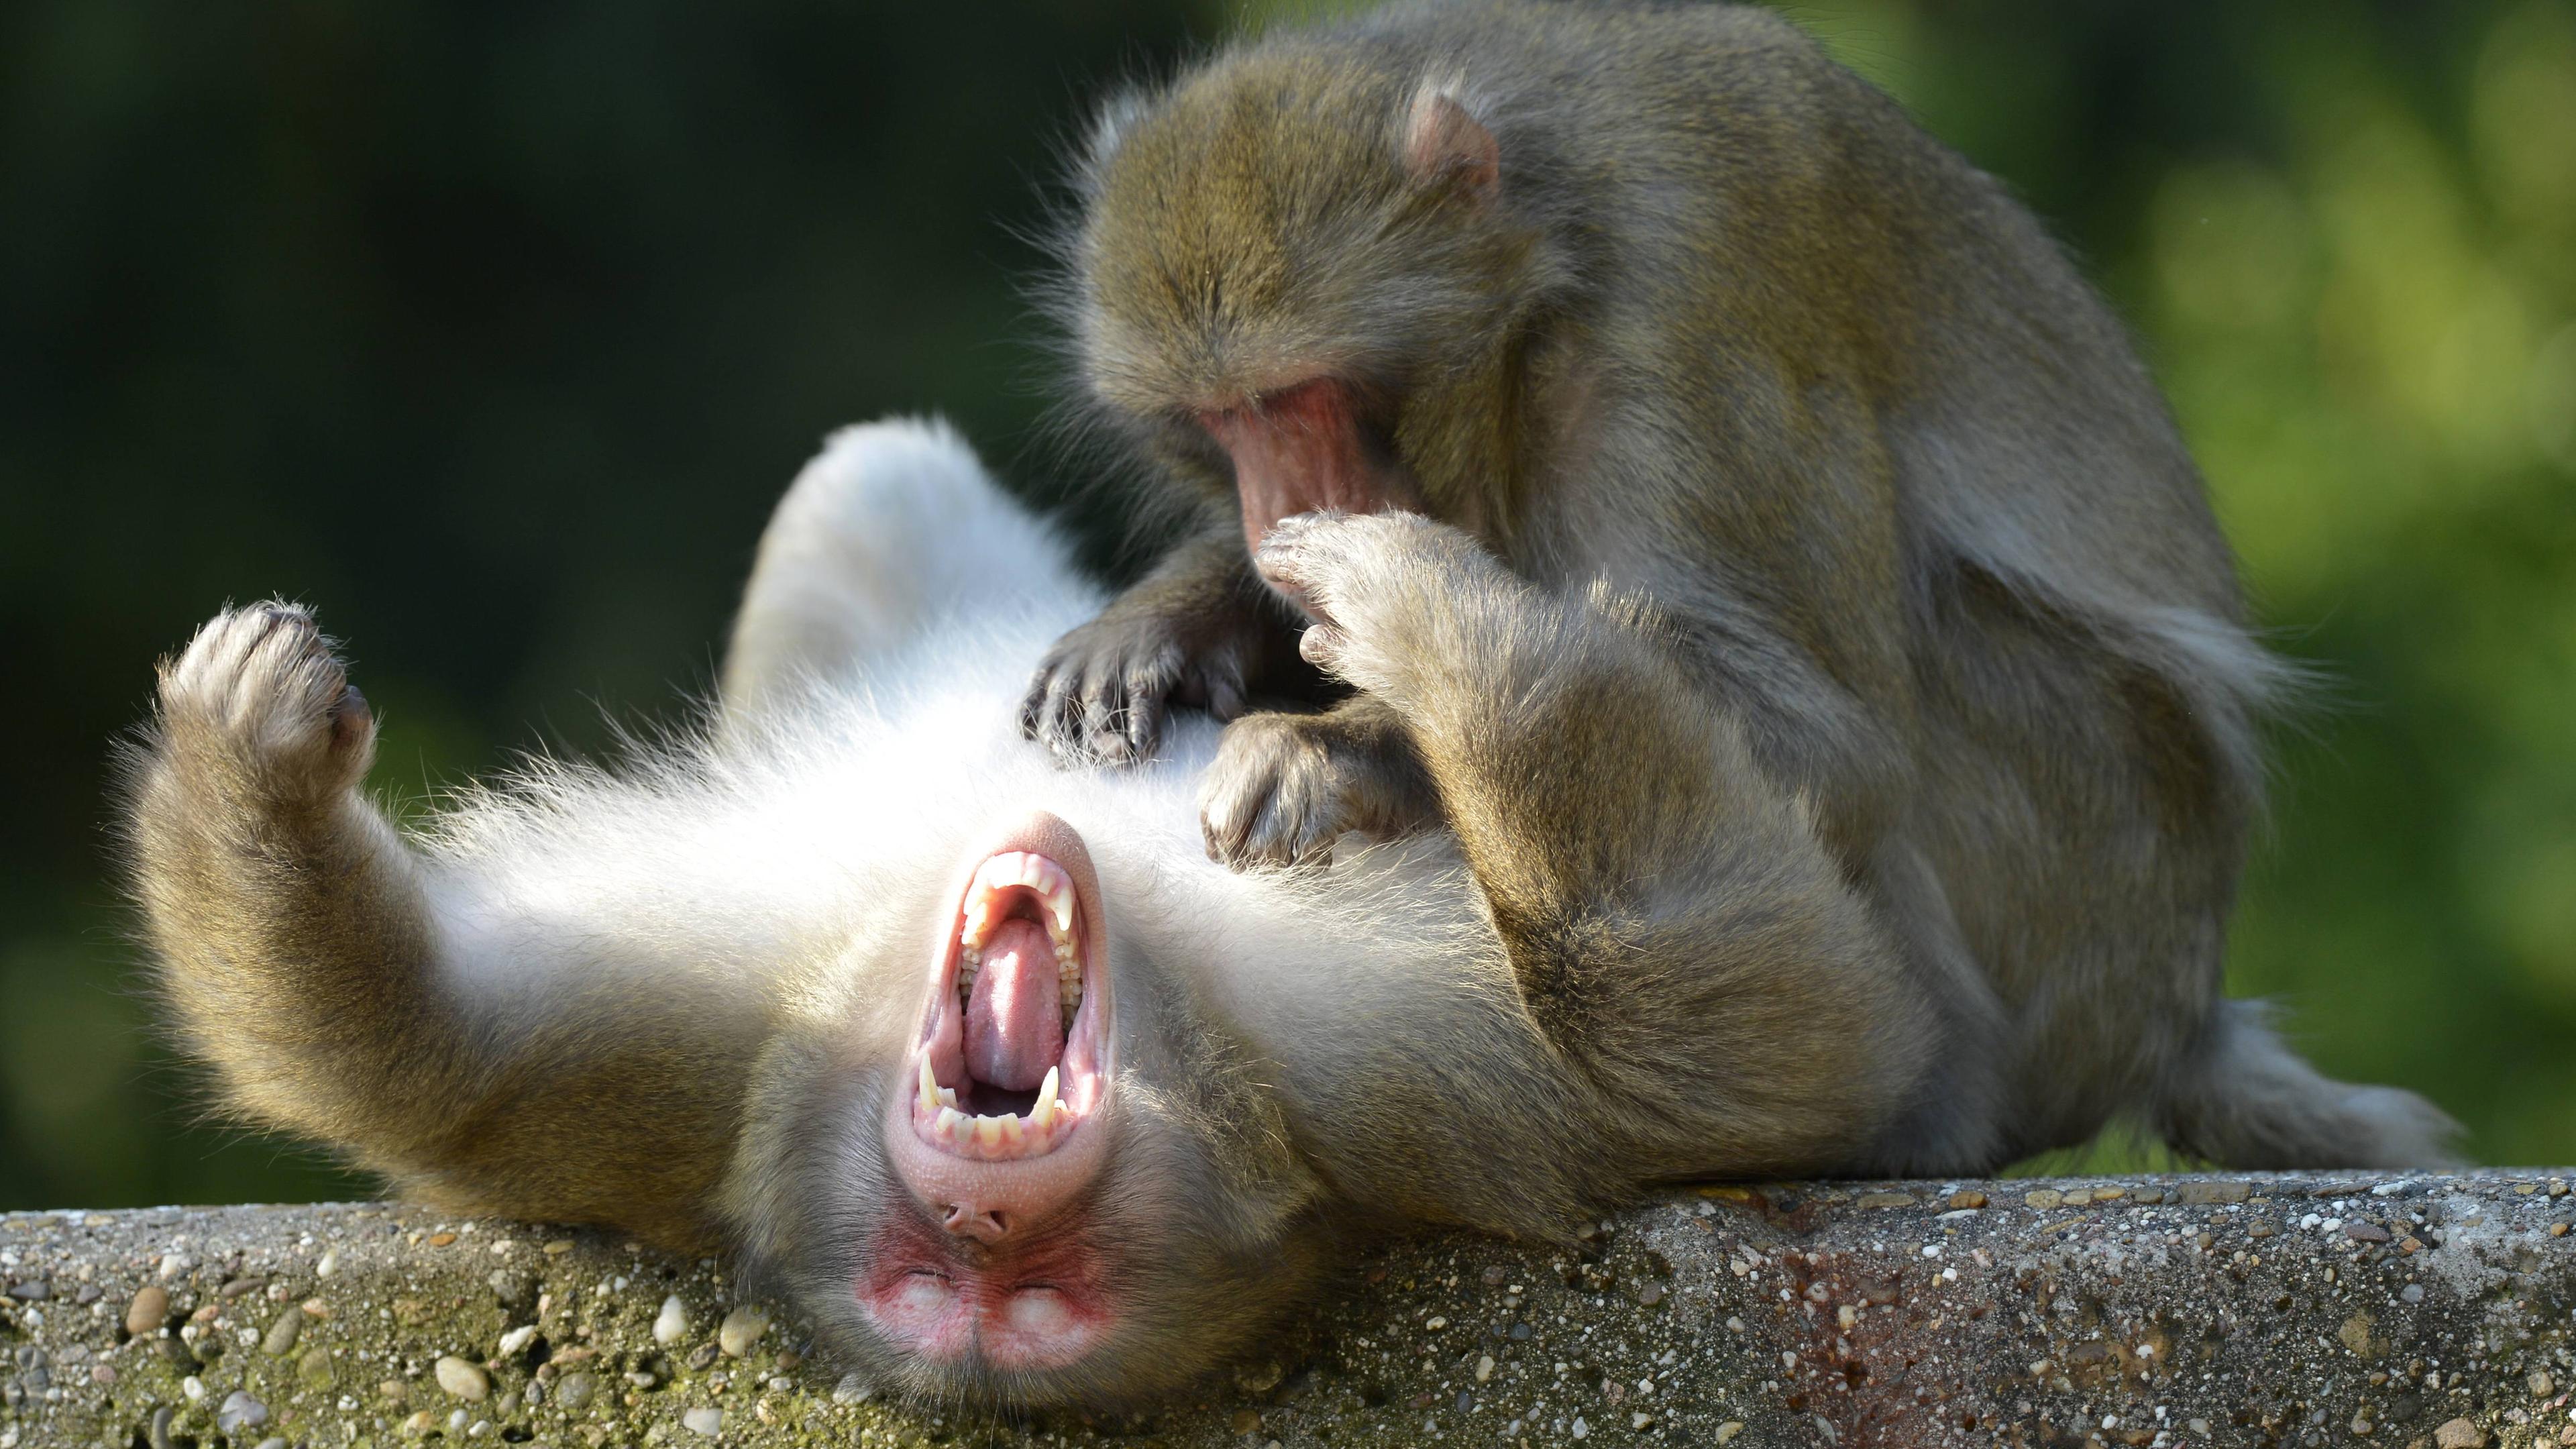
[433,1355,489,1402]
[718,1304,769,1356]
[214,1391,266,1434]
[260,1305,301,1356]
[653,1293,690,1346]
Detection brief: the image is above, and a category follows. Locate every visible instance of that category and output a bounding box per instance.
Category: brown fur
[1030,0,2453,1171]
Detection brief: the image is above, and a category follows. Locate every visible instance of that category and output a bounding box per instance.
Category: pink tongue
[965,917,1064,1091]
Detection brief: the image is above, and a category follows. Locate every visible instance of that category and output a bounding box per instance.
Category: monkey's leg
[129,605,765,1250]
[1256,512,1942,1175]
[724,418,1084,725]
[1197,692,1436,868]
[1019,520,1308,765]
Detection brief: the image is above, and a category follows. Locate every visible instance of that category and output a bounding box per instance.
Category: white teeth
[918,1058,938,1113]
[935,1106,966,1139]
[936,1086,957,1109]
[1045,886,1075,936]
[973,1115,1004,1148]
[1001,1114,1025,1144]
[1030,1066,1060,1130]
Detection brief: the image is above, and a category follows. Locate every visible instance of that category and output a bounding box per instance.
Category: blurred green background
[3,0,2571,1212]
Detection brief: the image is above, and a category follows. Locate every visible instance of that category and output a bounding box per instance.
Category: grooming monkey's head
[1067,47,1557,557]
[725,808,1331,1407]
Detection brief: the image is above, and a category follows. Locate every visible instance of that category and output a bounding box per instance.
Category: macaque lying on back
[129,421,1977,1405]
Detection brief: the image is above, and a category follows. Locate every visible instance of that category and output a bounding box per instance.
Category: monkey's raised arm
[125,606,776,1250]
[1254,513,1947,1179]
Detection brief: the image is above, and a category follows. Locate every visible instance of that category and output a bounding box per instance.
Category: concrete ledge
[4,1173,2573,1448]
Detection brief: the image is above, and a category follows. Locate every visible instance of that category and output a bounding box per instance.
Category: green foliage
[3,0,2569,1210]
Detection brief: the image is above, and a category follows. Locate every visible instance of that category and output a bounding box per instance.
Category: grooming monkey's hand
[1254,510,1509,704]
[155,603,376,807]
[1019,600,1266,765]
[1199,700,1436,869]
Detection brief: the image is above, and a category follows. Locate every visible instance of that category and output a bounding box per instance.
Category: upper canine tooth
[1046,887,1075,935]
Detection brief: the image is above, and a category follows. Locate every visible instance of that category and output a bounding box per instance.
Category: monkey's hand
[1252,509,1511,709]
[1020,523,1301,764]
[1020,606,1254,765]
[155,602,377,809]
[1199,695,1437,869]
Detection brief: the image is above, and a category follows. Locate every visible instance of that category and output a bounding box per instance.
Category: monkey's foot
[155,602,376,804]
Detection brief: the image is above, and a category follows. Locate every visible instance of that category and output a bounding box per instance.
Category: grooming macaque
[1026,0,2456,1170]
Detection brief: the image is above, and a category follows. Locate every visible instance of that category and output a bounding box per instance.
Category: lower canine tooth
[917,1058,938,1113]
[1030,1066,1060,1129]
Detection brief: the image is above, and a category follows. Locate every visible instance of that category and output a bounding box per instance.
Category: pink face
[1199,378,1421,564]
[867,812,1118,1372]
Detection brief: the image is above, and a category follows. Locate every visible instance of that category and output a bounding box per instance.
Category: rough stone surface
[1,1173,2573,1448]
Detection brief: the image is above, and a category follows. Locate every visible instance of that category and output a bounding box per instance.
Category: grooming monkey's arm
[1020,517,1305,763]
[1260,513,1933,1171]
[127,606,758,1250]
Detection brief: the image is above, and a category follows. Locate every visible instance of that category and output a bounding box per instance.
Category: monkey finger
[1037,665,1091,761]
[1200,665,1248,724]
[1118,648,1183,761]
[1079,668,1131,764]
[1198,782,1254,865]
[328,682,373,753]
[1297,624,1348,674]
[1016,662,1059,739]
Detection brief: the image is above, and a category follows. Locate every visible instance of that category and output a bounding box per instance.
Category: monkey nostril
[940,1203,1008,1242]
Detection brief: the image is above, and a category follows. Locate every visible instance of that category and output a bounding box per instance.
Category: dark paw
[1019,614,1252,765]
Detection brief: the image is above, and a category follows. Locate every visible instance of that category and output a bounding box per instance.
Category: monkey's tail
[2151,1000,2462,1170]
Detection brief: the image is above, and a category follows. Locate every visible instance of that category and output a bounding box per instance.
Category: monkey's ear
[1402,84,1499,201]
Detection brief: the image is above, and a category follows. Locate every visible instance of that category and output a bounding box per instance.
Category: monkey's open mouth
[906,828,1108,1165]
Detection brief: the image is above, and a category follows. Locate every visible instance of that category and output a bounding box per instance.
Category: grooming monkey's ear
[1401,81,1499,201]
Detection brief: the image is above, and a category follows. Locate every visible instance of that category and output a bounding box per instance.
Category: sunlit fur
[132,422,1918,1405]
[1036,0,2461,1174]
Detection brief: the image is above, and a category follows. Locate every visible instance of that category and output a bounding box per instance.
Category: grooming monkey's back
[1102,1,2452,1167]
